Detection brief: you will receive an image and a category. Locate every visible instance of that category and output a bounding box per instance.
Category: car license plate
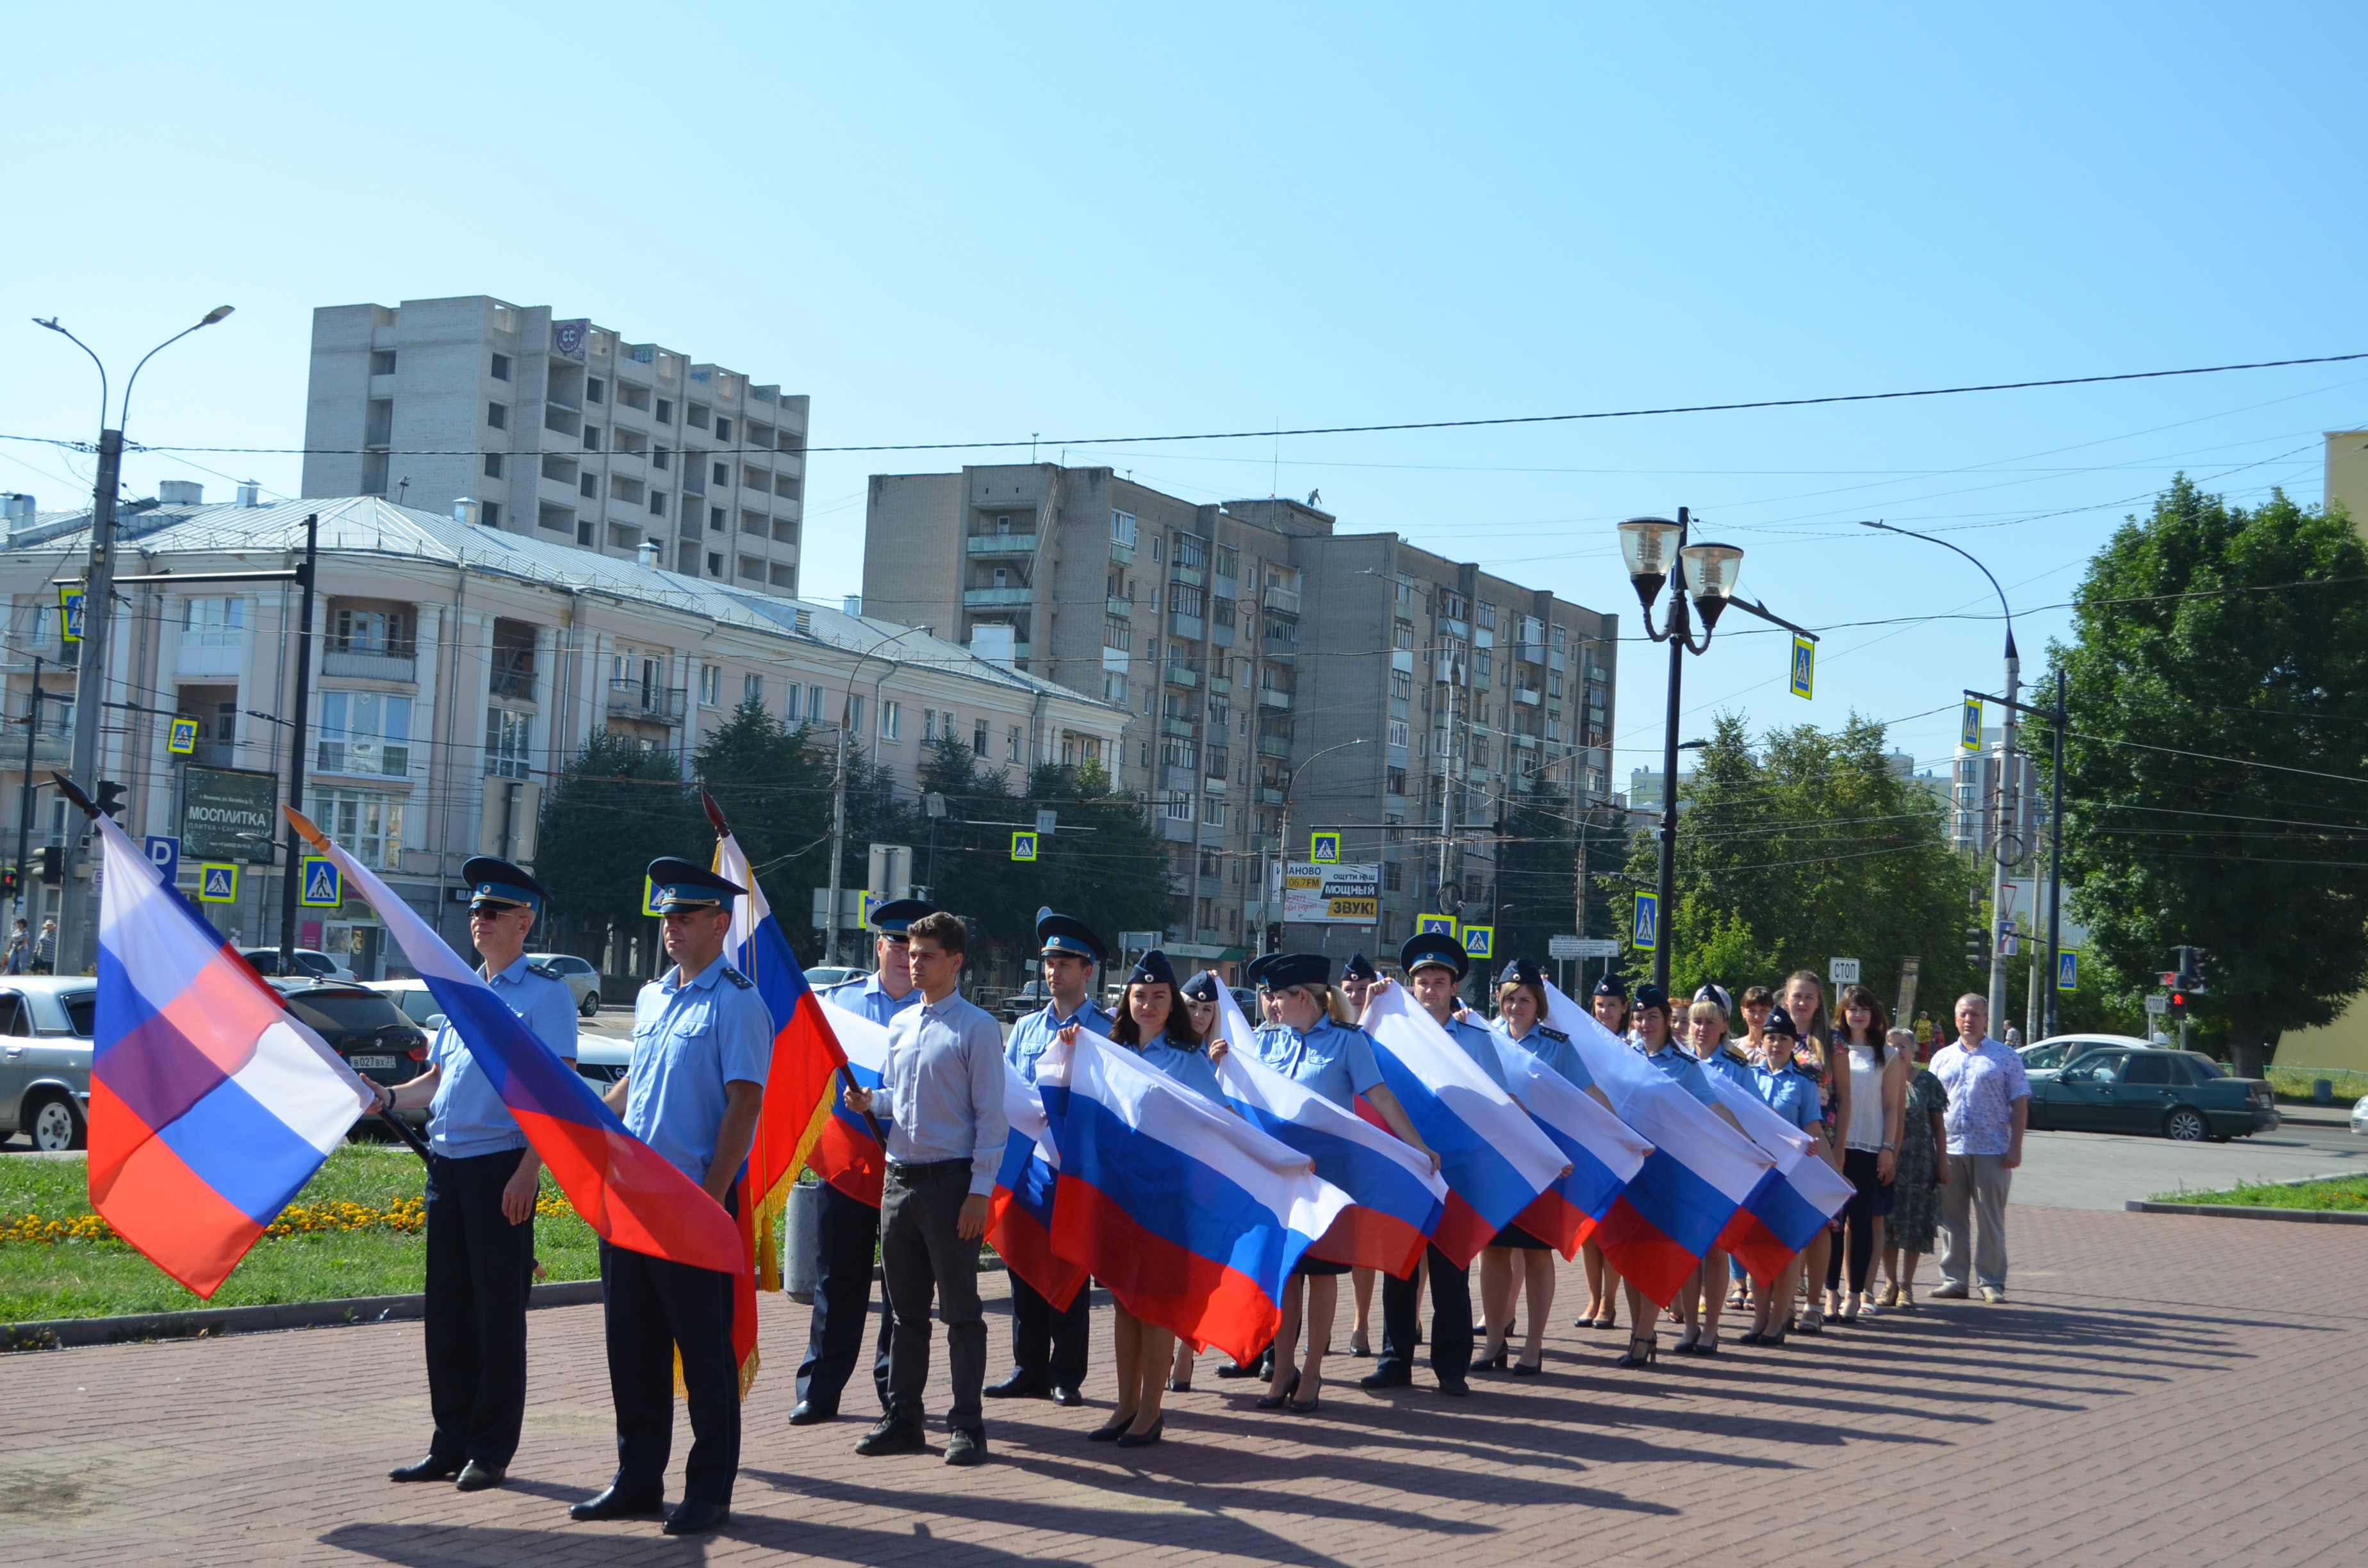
[349,1054,399,1070]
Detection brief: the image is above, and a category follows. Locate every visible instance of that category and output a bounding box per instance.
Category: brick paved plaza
[4,1206,2362,1567]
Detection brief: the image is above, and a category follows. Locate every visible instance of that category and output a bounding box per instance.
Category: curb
[2125,1200,2368,1225]
[1,1279,605,1353]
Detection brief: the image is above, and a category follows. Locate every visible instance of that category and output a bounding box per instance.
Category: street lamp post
[1268,737,1365,955]
[1861,521,2019,1024]
[34,306,234,971]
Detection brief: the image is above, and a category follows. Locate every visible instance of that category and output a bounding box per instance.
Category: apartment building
[302,295,809,596]
[863,466,1618,960]
[0,489,1123,978]
[1952,727,2043,867]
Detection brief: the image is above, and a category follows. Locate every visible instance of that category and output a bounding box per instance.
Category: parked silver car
[525,952,604,1017]
[372,979,628,1090]
[0,977,98,1151]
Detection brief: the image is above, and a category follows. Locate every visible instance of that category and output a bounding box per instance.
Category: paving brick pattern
[4,1207,2362,1565]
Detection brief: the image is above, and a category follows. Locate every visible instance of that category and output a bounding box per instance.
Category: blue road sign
[1961,697,1983,751]
[1789,635,1815,700]
[1631,892,1660,953]
[1461,924,1494,959]
[2057,950,2078,993]
[1011,832,1039,862]
[1415,913,1458,939]
[300,857,343,908]
[1310,831,1341,864]
[144,835,181,886]
[197,863,238,902]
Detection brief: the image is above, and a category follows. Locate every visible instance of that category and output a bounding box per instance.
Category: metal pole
[1652,510,1690,995]
[825,724,847,966]
[2045,667,2066,1038]
[1989,634,2019,1024]
[276,515,319,974]
[15,655,42,925]
[57,429,124,973]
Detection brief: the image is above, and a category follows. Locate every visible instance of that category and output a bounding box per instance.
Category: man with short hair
[846,911,1007,1466]
[1930,993,2028,1304]
[794,899,934,1426]
[990,908,1110,1405]
[374,857,577,1494]
[568,858,772,1537]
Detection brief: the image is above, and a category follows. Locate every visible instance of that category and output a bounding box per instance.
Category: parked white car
[524,952,604,1017]
[2351,1095,2367,1137]
[0,977,98,1150]
[368,978,629,1089]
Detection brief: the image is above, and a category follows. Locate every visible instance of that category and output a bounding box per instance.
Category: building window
[317,692,411,777]
[1008,725,1023,762]
[848,696,864,735]
[653,445,670,471]
[809,685,826,726]
[1174,532,1208,570]
[1394,618,1415,649]
[880,700,900,741]
[648,491,666,517]
[331,606,409,656]
[1213,543,1238,579]
[1386,765,1408,796]
[1205,797,1227,829]
[1103,671,1128,704]
[698,665,721,707]
[712,461,730,487]
[739,555,763,580]
[921,707,938,741]
[586,376,604,403]
[1163,792,1194,821]
[1388,719,1409,749]
[481,501,500,528]
[579,473,599,500]
[1111,509,1137,549]
[484,708,534,779]
[489,353,511,381]
[1391,668,1413,700]
[1385,861,1403,892]
[715,416,732,441]
[317,789,405,871]
[486,401,507,430]
[1169,583,1205,617]
[973,719,989,756]
[1477,600,1497,630]
[655,398,673,425]
[688,404,711,429]
[370,350,397,375]
[482,452,504,479]
[1103,616,1131,651]
[583,425,602,452]
[743,672,763,708]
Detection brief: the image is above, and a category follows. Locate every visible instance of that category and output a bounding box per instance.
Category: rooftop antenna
[395,476,409,505]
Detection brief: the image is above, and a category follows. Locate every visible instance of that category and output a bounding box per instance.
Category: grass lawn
[2148,1173,2368,1211]
[0,1145,602,1322]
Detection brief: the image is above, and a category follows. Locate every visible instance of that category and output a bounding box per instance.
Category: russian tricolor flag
[1036,1028,1352,1364]
[88,813,374,1298]
[1494,1033,1652,1258]
[812,1000,891,1205]
[1711,1075,1855,1286]
[1361,986,1569,1270]
[1210,984,1446,1280]
[1542,981,1776,1308]
[290,809,743,1278]
[988,1063,1089,1311]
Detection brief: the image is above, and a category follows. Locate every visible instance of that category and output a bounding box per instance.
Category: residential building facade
[1,491,1123,979]
[302,295,809,596]
[862,466,1618,962]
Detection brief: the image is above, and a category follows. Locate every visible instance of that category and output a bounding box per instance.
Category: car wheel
[579,990,600,1018]
[28,1094,86,1152]
[2163,1107,2210,1143]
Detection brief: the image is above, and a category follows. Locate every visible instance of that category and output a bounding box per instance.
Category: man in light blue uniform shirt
[989,908,1111,1406]
[844,911,1008,1467]
[568,859,772,1538]
[793,898,934,1426]
[372,857,575,1496]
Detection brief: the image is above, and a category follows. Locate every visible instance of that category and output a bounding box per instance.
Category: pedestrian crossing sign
[640,876,663,917]
[1461,924,1494,959]
[1011,831,1039,862]
[299,857,342,908]
[58,586,84,644]
[1415,913,1458,939]
[1789,635,1814,701]
[197,863,238,903]
[167,716,199,756]
[2057,950,2078,993]
[1631,892,1660,952]
[1961,697,1983,751]
[1310,831,1340,864]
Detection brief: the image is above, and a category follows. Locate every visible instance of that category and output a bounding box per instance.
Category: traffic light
[92,780,127,819]
[0,866,15,901]
[1265,921,1284,955]
[1963,927,1984,963]
[38,846,62,884]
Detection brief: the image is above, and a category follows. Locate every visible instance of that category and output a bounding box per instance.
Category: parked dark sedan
[267,977,431,1128]
[2026,1047,2276,1141]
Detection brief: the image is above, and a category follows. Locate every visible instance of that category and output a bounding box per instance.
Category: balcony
[607,678,686,723]
[1106,595,1132,619]
[1511,731,1541,751]
[1549,647,1566,672]
[962,586,1034,608]
[1515,641,1545,664]
[1168,612,1204,641]
[966,533,1037,555]
[322,649,417,683]
[1163,765,1200,796]
[1158,815,1197,844]
[1262,585,1301,614]
[1258,687,1292,710]
[1260,636,1298,662]
[1108,538,1135,566]
[1160,715,1197,739]
[1164,665,1199,689]
[1515,686,1542,706]
[489,651,536,701]
[1171,564,1204,589]
[1256,785,1285,805]
[1441,616,1470,639]
[1206,675,1230,695]
[1258,736,1292,760]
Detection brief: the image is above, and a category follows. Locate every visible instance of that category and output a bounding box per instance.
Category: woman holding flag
[1622,984,1747,1367]
[1669,987,1750,1355]
[1739,1005,1825,1345]
[1485,956,1591,1375]
[1578,974,1632,1330]
[1334,952,1381,1357]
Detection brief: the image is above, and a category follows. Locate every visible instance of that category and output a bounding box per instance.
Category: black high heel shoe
[1115,1416,1164,1448]
[1616,1334,1657,1368]
[1253,1371,1301,1410]
[1088,1410,1137,1442]
[1474,1348,1509,1372]
[1508,1359,1543,1376]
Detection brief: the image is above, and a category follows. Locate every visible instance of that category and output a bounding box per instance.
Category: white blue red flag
[1036,1028,1351,1364]
[812,999,891,1203]
[1494,1031,1652,1257]
[1542,980,1777,1307]
[88,813,372,1298]
[1210,983,1445,1279]
[1711,1074,1854,1284]
[989,1061,1089,1311]
[290,808,743,1277]
[1360,985,1569,1269]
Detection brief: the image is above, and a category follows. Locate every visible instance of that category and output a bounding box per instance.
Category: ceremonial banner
[1494,1033,1652,1258]
[1711,1075,1854,1286]
[88,813,371,1298]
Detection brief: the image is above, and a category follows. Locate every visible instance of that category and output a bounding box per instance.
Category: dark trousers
[423,1148,534,1468]
[880,1163,987,1433]
[1007,1273,1090,1391]
[600,1189,741,1506]
[794,1181,894,1413]
[1378,1244,1472,1384]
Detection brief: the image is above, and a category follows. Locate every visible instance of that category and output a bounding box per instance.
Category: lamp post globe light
[33,306,234,971]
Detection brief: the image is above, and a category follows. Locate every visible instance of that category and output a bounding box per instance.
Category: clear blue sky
[8,3,2362,787]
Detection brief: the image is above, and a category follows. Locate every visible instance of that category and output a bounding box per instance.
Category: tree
[1618,712,1981,1017]
[693,700,840,963]
[1490,777,1583,976]
[2051,478,2368,1078]
[1020,758,1178,964]
[534,730,703,972]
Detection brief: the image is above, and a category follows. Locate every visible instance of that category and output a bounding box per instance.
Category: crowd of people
[372,857,2031,1535]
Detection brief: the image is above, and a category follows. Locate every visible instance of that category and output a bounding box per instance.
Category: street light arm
[1722,596,1820,641]
[120,309,234,434]
[1861,519,2015,660]
[1280,737,1368,806]
[33,318,107,437]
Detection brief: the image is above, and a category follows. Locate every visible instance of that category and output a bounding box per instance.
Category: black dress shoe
[944,1427,988,1467]
[983,1374,1048,1399]
[568,1482,666,1521]
[855,1416,928,1457]
[1357,1368,1411,1390]
[1214,1361,1263,1379]
[388,1455,461,1483]
[454,1461,506,1492]
[662,1499,730,1535]
[789,1400,837,1426]
[1049,1385,1083,1407]
[1435,1378,1471,1398]
[1115,1417,1163,1448]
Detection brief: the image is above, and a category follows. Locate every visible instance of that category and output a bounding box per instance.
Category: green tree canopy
[533,729,702,963]
[2052,477,2368,1077]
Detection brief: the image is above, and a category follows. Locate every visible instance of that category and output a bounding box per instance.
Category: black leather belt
[887,1158,970,1182]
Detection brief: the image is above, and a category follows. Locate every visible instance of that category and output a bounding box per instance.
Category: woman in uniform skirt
[1486,958,1606,1374]
[1577,973,1632,1329]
